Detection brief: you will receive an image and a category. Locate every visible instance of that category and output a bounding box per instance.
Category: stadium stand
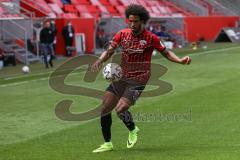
[0,1,40,64]
[0,0,239,63]
[1,0,238,19]
[48,3,64,15]
[63,4,78,16]
[17,0,231,19]
[18,0,200,18]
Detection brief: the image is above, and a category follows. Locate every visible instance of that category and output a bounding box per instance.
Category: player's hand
[91,59,103,72]
[180,56,191,65]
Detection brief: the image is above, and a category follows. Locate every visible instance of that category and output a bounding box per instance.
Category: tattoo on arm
[99,45,115,63]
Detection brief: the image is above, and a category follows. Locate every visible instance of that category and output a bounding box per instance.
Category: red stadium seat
[46,0,63,8]
[76,4,89,12]
[61,13,78,18]
[80,12,93,18]
[85,5,100,15]
[49,3,64,14]
[99,0,110,5]
[97,5,109,14]
[64,4,78,14]
[76,0,91,5]
[23,0,53,15]
[137,0,148,7]
[105,5,119,15]
[151,6,160,14]
[108,0,120,6]
[146,0,159,7]
[118,0,130,7]
[89,0,100,5]
[0,6,5,13]
[75,4,99,17]
[115,6,125,16]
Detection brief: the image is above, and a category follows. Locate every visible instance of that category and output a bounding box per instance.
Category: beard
[131,25,144,35]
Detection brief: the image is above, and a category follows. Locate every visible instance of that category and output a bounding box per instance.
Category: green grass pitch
[0,43,240,160]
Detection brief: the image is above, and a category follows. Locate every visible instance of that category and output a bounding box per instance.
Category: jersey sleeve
[153,35,166,52]
[110,31,121,48]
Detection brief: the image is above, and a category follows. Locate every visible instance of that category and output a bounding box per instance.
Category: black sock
[118,111,135,131]
[101,113,112,142]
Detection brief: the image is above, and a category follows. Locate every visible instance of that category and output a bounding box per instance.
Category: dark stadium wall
[184,16,238,42]
[55,18,95,56]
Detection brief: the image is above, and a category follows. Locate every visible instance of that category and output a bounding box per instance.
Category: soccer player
[91,4,191,153]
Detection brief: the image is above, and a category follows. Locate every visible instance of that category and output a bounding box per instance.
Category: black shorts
[106,80,146,104]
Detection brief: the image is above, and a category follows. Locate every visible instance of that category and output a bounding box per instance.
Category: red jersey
[110,28,166,83]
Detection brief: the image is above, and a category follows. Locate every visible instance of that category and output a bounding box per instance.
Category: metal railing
[210,0,239,16]
[0,2,34,34]
[1,0,45,59]
[0,19,29,64]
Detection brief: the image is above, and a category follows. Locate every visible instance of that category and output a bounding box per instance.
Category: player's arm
[91,31,121,71]
[161,49,191,65]
[91,45,115,71]
[153,35,191,65]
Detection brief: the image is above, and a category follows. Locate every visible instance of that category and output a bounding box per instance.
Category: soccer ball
[22,66,30,74]
[102,63,122,82]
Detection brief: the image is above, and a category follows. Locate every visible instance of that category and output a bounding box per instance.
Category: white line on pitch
[187,46,240,57]
[4,67,87,81]
[0,81,29,87]
[0,71,82,88]
[4,71,53,80]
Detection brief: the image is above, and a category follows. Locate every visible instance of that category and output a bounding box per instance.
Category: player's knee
[101,92,118,115]
[102,98,108,107]
[101,104,109,115]
[115,99,131,114]
[101,98,112,115]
